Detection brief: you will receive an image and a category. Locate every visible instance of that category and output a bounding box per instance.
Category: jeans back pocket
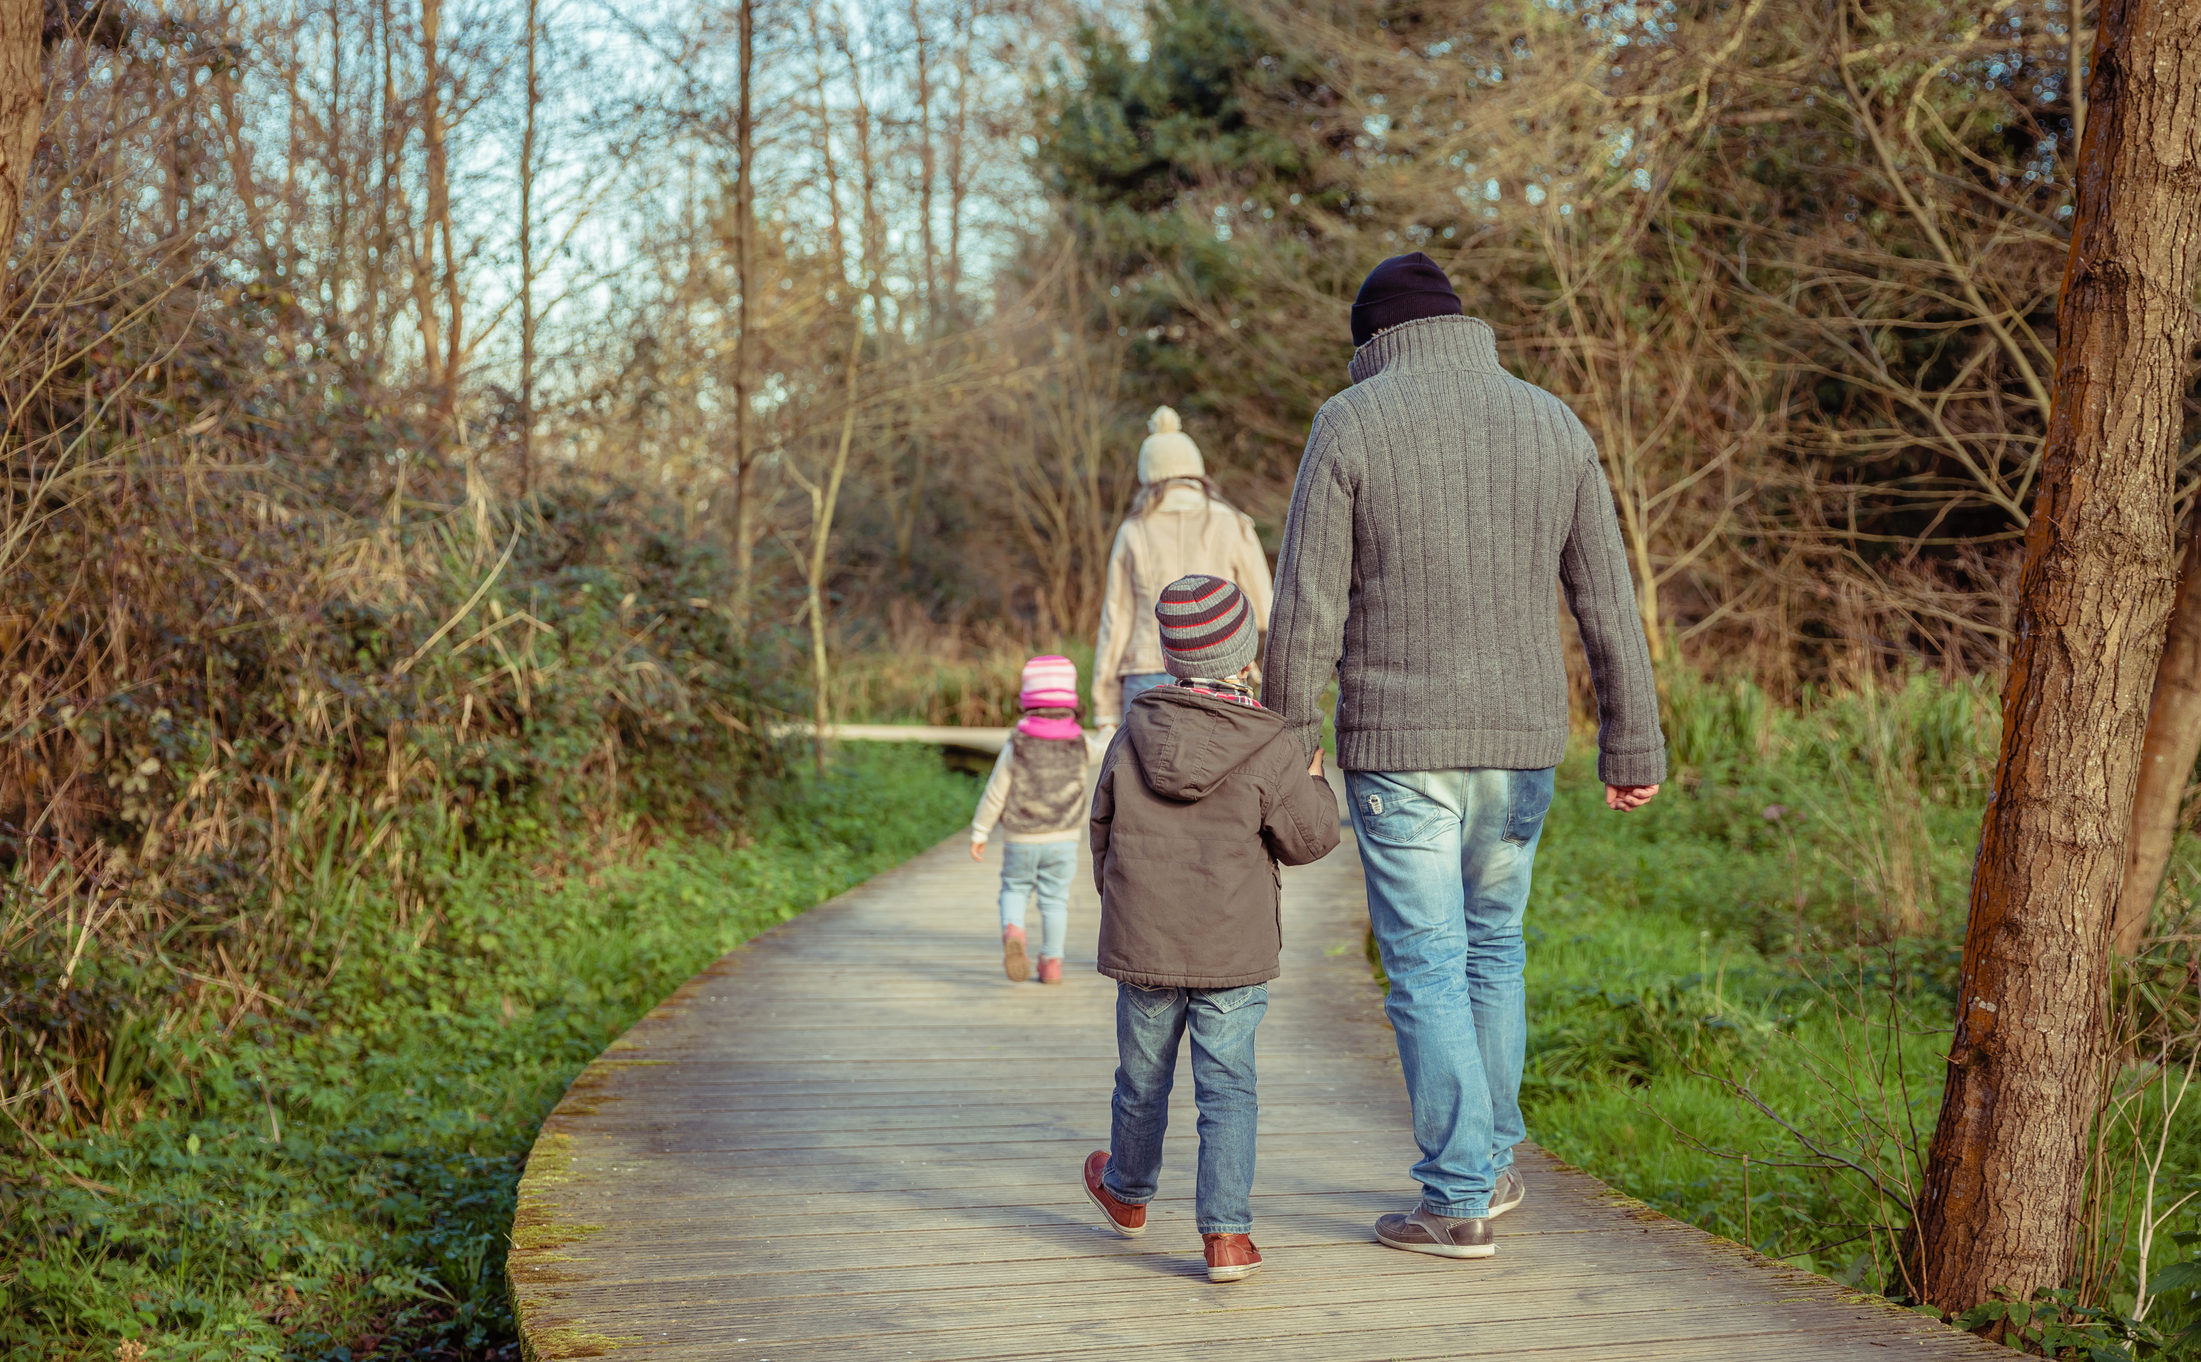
[1503,768,1557,846]
[1206,982,1268,1014]
[1124,981,1182,1018]
[1347,772,1446,847]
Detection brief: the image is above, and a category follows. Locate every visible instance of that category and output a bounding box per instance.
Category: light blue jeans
[1345,767,1555,1218]
[1101,981,1267,1235]
[1119,672,1174,712]
[998,841,1075,959]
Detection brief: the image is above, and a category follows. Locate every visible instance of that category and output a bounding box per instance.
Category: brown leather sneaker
[1002,926,1029,982]
[1374,1205,1496,1259]
[1488,1168,1526,1219]
[1204,1232,1262,1283]
[1081,1151,1146,1237]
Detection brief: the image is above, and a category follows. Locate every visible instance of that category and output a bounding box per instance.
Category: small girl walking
[970,655,1107,984]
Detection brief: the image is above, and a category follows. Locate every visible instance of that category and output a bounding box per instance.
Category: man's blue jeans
[1345,767,1555,1218]
[998,841,1075,959]
[1101,980,1267,1235]
[1119,671,1174,711]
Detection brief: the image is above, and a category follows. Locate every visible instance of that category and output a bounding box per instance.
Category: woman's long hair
[1130,474,1237,519]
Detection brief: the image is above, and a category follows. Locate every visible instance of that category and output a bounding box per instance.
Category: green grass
[1524,751,1959,1286]
[1514,681,2201,1352]
[0,744,978,1360]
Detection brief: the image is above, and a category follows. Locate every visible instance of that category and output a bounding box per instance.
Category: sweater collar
[1348,314,1504,385]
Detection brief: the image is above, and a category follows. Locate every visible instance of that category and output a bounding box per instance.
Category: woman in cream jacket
[1091,407,1275,728]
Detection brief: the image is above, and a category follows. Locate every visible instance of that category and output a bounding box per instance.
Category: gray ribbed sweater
[1263,315,1667,786]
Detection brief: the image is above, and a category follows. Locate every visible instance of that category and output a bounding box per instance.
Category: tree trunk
[367,0,399,369]
[0,0,43,292]
[1908,0,2201,1315]
[728,0,757,630]
[908,0,937,330]
[2116,506,2201,953]
[418,0,462,429]
[807,318,862,776]
[517,0,540,496]
[943,0,974,316]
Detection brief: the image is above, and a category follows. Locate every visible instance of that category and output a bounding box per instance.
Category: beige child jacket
[1091,484,1274,725]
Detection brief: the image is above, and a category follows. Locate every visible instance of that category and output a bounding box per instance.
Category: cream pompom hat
[1136,406,1205,484]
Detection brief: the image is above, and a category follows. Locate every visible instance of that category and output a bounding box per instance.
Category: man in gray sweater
[1263,252,1667,1261]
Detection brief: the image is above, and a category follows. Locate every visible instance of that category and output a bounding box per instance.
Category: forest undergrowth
[1512,672,2201,1359]
[0,744,976,1360]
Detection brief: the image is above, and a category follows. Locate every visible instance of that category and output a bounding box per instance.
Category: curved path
[510,812,2001,1361]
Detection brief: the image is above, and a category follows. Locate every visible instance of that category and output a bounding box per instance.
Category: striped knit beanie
[1018,654,1079,710]
[1155,575,1259,680]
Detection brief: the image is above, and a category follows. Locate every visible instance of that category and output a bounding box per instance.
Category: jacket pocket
[1503,768,1557,846]
[1346,771,1446,847]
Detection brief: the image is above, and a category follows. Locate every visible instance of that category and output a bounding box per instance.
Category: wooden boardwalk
[510,809,2003,1361]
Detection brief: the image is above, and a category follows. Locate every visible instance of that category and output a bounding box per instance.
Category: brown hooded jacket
[1090,685,1341,988]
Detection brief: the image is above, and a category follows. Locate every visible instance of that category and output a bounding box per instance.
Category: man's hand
[1605,784,1660,812]
[969,840,986,861]
[1308,749,1325,778]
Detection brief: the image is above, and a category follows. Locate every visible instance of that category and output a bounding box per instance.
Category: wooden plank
[512,831,2003,1361]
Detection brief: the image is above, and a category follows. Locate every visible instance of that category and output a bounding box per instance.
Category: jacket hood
[1124,686,1284,801]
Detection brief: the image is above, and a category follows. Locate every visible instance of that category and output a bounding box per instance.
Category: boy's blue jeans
[1100,980,1267,1235]
[1344,767,1555,1219]
[997,841,1075,959]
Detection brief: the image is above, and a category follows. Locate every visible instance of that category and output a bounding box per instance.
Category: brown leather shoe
[1488,1168,1526,1219]
[1375,1205,1495,1259]
[1081,1151,1146,1237]
[1204,1232,1262,1282]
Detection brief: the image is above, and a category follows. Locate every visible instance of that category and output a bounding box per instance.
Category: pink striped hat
[1019,655,1079,710]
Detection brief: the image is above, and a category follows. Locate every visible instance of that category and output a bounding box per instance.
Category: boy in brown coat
[1079,574,1340,1283]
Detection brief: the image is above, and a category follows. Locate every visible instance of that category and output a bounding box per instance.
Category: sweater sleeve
[1557,422,1668,786]
[1091,525,1138,725]
[1262,404,1356,759]
[970,741,1016,844]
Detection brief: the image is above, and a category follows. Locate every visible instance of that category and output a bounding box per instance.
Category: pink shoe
[1037,956,1063,985]
[1002,926,1029,982]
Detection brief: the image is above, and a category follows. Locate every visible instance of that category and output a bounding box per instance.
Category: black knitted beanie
[1350,252,1463,348]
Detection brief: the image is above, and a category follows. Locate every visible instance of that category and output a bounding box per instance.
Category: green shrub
[0,744,977,1360]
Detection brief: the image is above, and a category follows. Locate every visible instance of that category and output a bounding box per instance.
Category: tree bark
[807,317,861,776]
[943,0,973,317]
[728,0,757,630]
[416,0,463,430]
[908,0,937,330]
[518,0,540,496]
[1909,0,2201,1315]
[2116,505,2201,954]
[0,0,43,292]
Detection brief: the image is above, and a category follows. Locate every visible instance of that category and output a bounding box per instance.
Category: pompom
[1148,405,1181,435]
